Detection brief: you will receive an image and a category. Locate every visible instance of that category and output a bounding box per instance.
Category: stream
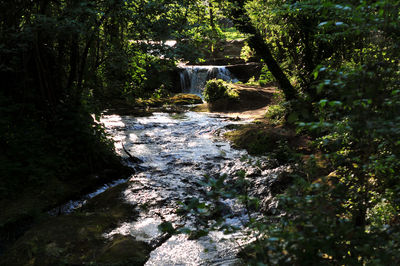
[98,111,290,265]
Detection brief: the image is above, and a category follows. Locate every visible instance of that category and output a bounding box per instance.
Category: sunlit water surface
[99,111,287,265]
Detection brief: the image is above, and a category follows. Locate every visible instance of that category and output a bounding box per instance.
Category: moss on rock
[168,93,202,105]
[224,121,308,164]
[224,123,284,155]
[136,93,202,107]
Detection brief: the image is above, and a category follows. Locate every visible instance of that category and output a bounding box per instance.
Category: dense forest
[1,0,399,265]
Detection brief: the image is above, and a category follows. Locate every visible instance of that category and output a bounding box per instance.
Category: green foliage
[265,104,286,126]
[0,93,118,197]
[182,0,400,264]
[245,0,400,264]
[221,27,246,41]
[0,0,137,225]
[203,79,239,103]
[245,65,276,87]
[240,42,254,61]
[2,0,400,263]
[258,65,275,86]
[142,57,177,96]
[240,179,400,265]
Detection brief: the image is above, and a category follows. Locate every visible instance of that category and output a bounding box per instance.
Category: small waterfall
[179,66,239,95]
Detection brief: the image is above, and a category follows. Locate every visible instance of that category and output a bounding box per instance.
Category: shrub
[203,79,238,103]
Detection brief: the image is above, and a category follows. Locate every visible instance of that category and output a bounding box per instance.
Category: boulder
[226,63,262,83]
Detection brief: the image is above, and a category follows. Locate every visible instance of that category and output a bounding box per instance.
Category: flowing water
[180,66,239,95]
[97,111,290,265]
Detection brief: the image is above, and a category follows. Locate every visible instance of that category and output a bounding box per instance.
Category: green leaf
[319,99,328,108]
[288,112,299,123]
[158,221,175,234]
[328,101,342,107]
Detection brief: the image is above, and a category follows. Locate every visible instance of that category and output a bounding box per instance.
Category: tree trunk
[225,0,297,101]
[209,1,216,54]
[75,5,116,104]
[209,1,215,31]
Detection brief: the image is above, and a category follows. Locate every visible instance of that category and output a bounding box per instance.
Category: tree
[184,1,400,264]
[223,0,297,101]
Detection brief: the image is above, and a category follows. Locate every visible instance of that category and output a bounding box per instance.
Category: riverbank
[103,93,203,116]
[193,83,311,164]
[1,182,151,265]
[0,93,202,251]
[192,83,278,119]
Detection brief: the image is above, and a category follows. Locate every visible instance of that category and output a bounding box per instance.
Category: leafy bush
[203,79,239,103]
[240,42,255,62]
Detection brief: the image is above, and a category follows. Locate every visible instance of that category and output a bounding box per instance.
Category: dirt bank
[192,83,310,161]
[193,84,279,119]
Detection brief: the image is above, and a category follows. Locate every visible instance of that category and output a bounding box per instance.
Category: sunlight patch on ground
[103,217,163,243]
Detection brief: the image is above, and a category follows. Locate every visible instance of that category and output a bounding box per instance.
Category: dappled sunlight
[129,217,163,242]
[129,133,139,142]
[103,217,163,243]
[4,0,395,264]
[146,232,245,265]
[100,114,126,154]
[97,111,291,264]
[98,112,254,264]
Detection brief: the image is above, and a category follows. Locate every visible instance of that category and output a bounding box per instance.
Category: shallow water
[99,111,287,265]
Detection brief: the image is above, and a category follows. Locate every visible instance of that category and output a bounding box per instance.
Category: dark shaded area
[207,85,275,112]
[0,0,135,256]
[1,183,151,266]
[226,63,262,83]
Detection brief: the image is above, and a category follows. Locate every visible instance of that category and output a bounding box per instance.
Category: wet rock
[98,235,151,265]
[81,183,137,218]
[177,160,194,167]
[246,167,262,177]
[168,94,203,105]
[226,63,262,83]
[268,166,294,195]
[98,112,292,264]
[0,213,147,266]
[237,165,295,213]
[258,157,279,170]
